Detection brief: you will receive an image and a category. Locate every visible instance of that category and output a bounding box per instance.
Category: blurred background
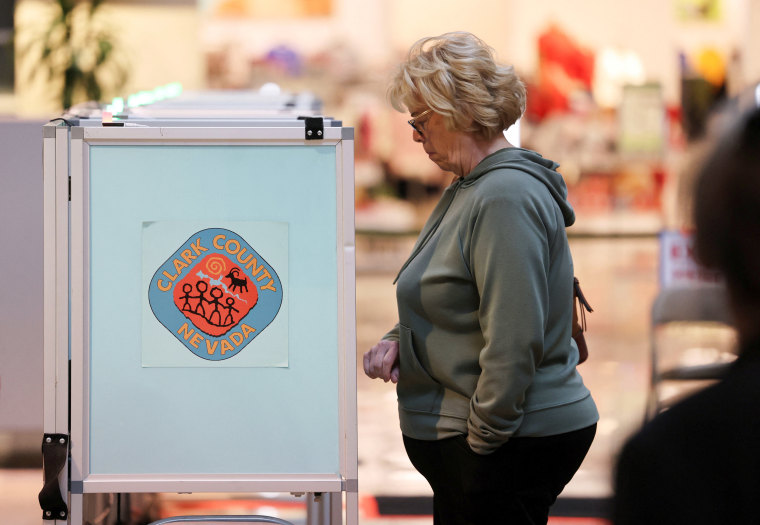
[1,0,759,523]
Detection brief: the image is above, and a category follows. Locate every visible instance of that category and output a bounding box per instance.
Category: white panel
[54,127,69,434]
[339,136,358,525]
[82,474,344,494]
[42,128,58,433]
[82,125,343,142]
[54,127,70,525]
[69,136,85,485]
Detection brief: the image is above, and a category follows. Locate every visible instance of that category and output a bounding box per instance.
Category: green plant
[20,0,127,110]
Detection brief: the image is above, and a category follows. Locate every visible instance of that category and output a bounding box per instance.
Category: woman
[363,32,598,524]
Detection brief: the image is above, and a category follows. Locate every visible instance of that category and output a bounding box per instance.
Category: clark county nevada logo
[148,228,283,361]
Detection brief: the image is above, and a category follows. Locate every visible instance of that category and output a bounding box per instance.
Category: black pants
[403,424,596,525]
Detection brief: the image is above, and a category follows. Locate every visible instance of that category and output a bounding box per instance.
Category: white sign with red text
[659,230,721,288]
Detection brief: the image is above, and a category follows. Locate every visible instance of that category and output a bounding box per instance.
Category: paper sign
[142,222,288,367]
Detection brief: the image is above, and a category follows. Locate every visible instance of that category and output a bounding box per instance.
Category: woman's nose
[412,128,423,142]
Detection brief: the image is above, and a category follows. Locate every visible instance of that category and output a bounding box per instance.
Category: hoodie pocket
[397,324,444,413]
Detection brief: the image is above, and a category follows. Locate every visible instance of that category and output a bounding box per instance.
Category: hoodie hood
[463,147,575,227]
[393,147,575,284]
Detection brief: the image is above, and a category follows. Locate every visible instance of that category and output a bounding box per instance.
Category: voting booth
[41,99,357,524]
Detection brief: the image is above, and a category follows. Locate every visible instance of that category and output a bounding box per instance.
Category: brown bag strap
[572,277,593,364]
[573,277,593,331]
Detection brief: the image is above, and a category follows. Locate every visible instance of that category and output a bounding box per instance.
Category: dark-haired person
[614,107,760,524]
[363,32,598,525]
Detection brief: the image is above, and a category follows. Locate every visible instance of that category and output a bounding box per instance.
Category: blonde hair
[388,32,526,140]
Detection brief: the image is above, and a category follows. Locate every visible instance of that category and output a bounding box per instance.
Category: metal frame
[45,121,357,524]
[645,283,735,422]
[43,122,73,524]
[148,516,296,525]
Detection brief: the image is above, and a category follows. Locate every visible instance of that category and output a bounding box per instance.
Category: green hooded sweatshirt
[385,147,598,455]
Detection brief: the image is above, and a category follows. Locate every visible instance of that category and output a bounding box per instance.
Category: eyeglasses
[408,109,434,136]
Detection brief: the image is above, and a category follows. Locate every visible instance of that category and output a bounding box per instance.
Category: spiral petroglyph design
[205,255,227,276]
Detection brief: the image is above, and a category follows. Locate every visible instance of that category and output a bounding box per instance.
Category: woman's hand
[363,340,400,383]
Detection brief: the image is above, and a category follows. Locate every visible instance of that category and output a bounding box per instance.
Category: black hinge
[39,433,69,520]
[68,177,71,201]
[299,116,324,140]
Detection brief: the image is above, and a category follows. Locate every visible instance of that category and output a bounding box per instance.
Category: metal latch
[39,433,69,520]
[300,116,324,140]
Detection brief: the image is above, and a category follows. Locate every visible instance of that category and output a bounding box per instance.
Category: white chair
[645,283,737,422]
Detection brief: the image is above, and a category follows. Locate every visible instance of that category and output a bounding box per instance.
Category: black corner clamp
[299,116,324,140]
[39,433,69,521]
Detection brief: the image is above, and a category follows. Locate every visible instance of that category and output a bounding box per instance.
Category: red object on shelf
[526,25,595,121]
[538,25,595,89]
